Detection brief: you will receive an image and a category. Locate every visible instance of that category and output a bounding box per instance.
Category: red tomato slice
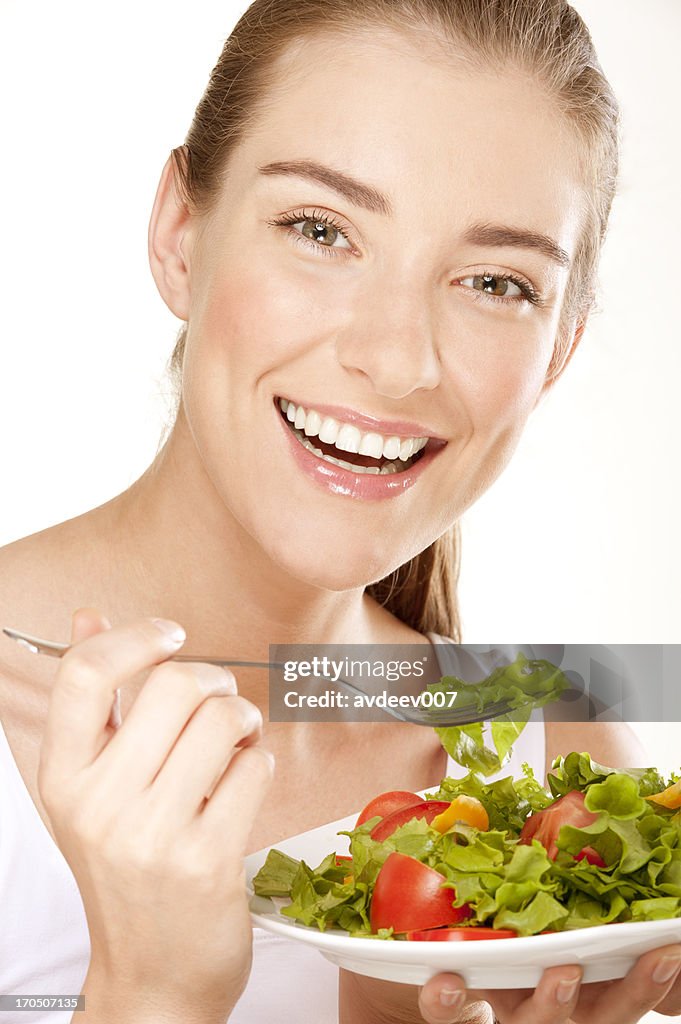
[405,927,517,941]
[574,846,606,868]
[356,791,421,827]
[519,790,600,861]
[335,855,352,865]
[370,852,470,933]
[370,801,451,842]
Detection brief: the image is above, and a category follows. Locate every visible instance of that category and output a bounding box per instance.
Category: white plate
[246,801,681,989]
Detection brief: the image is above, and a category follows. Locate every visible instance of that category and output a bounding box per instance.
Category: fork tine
[399,698,529,727]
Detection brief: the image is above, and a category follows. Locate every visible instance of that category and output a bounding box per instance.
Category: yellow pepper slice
[646,779,681,809]
[431,795,489,833]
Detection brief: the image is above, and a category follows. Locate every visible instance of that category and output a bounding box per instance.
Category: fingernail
[653,954,681,985]
[439,987,465,1009]
[195,663,238,697]
[556,975,581,1004]
[151,618,186,646]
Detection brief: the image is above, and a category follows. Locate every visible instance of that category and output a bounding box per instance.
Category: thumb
[419,974,492,1023]
[70,607,112,644]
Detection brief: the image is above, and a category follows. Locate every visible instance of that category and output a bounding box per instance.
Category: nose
[335,278,442,400]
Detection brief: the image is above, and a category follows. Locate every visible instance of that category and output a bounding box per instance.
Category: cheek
[191,249,356,377]
[444,331,551,440]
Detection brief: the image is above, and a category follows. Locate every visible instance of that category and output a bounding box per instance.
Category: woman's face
[174,28,584,589]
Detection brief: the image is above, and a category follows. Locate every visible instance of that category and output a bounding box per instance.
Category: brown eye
[300,219,341,247]
[269,209,355,256]
[471,273,520,297]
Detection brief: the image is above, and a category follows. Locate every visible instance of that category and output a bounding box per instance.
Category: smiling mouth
[277,397,430,475]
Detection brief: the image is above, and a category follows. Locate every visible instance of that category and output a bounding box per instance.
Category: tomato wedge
[356,790,421,827]
[370,801,451,842]
[370,852,470,933]
[519,790,601,862]
[405,927,517,940]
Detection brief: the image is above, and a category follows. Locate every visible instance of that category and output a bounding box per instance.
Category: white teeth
[278,397,432,467]
[336,424,362,454]
[318,416,340,444]
[296,432,382,473]
[358,432,384,459]
[399,438,415,461]
[304,409,322,437]
[382,436,401,461]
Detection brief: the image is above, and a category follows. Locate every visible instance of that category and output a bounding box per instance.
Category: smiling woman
[0,2,679,1024]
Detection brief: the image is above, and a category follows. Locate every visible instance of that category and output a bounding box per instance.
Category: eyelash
[267,207,355,261]
[459,271,542,307]
[267,208,542,306]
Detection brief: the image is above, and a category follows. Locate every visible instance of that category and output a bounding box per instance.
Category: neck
[82,407,381,661]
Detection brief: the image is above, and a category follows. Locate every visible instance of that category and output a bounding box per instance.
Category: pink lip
[278,396,445,441]
[275,401,446,501]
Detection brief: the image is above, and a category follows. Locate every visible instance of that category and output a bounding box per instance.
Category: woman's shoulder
[0,516,93,677]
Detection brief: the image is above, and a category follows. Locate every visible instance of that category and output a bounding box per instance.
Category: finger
[198,742,275,853]
[70,607,112,643]
[485,966,581,1023]
[145,694,263,823]
[574,944,681,1024]
[91,660,239,792]
[44,616,187,777]
[418,974,491,1023]
[653,954,681,1017]
[69,609,121,731]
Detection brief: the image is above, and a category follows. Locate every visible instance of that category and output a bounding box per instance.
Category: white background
[0,7,679,1013]
[0,4,678,728]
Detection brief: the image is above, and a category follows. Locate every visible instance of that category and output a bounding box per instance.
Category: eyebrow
[463,222,571,269]
[257,160,571,268]
[257,159,393,217]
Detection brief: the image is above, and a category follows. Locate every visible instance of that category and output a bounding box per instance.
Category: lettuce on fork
[427,653,568,776]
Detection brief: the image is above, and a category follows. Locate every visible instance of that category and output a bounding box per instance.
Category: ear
[534,318,587,407]
[148,149,194,321]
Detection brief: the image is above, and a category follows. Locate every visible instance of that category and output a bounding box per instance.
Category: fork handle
[2,629,287,669]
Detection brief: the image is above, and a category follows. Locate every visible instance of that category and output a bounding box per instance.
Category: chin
[265,529,412,593]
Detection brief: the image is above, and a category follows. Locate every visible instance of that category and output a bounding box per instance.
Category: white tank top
[0,636,545,1023]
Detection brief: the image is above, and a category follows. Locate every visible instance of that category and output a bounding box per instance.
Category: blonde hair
[167,0,619,640]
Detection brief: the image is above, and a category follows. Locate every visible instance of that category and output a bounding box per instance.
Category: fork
[2,626,525,728]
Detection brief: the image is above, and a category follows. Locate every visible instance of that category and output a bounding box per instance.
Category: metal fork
[2,626,524,728]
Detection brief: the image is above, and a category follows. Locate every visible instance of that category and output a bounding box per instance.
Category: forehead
[236,27,584,246]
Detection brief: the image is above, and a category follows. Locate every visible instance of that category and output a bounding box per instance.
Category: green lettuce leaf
[431,654,567,777]
[252,849,301,897]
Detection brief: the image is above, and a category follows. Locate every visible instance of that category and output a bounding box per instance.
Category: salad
[252,752,681,940]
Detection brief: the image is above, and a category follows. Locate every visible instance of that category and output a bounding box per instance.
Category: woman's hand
[418,946,681,1024]
[38,608,274,1024]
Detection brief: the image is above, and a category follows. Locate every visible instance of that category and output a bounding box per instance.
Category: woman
[0,0,679,1022]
